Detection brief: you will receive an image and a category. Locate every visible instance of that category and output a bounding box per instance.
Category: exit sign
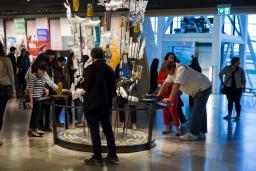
[217,4,231,15]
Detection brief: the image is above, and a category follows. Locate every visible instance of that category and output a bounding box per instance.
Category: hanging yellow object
[87,3,93,17]
[73,0,79,11]
[134,20,140,33]
[104,12,108,28]
[120,16,126,28]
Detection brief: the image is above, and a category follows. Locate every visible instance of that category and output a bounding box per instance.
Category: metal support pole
[51,99,57,144]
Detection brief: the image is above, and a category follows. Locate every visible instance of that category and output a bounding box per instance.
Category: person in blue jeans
[158,62,212,141]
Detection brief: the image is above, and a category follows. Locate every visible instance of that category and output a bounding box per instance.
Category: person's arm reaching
[162,83,180,103]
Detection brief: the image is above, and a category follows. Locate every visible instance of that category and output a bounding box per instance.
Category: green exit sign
[218,5,231,15]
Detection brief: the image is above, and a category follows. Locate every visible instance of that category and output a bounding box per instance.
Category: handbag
[0,85,13,101]
[221,70,237,94]
[221,86,228,94]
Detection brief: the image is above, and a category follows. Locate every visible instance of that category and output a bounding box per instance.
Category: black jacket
[7,53,17,74]
[83,60,116,112]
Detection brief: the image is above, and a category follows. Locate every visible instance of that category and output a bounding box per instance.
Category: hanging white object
[138,38,146,59]
[98,0,126,11]
[100,28,113,47]
[117,87,139,102]
[72,45,81,69]
[83,19,101,28]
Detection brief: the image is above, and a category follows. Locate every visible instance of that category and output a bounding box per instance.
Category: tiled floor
[0,94,255,171]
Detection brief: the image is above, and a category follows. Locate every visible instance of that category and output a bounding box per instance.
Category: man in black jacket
[83,48,118,166]
[7,47,18,97]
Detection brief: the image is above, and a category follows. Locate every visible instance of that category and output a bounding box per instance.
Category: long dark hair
[67,52,74,68]
[31,53,49,74]
[164,52,177,62]
[150,58,159,71]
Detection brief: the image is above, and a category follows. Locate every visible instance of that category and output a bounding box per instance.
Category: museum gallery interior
[0,0,256,170]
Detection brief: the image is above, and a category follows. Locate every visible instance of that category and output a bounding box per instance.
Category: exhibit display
[40,94,169,153]
[32,0,163,153]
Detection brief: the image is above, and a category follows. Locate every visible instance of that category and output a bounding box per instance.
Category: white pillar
[238,15,248,68]
[211,15,223,94]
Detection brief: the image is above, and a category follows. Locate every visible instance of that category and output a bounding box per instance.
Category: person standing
[17,48,30,97]
[7,46,17,75]
[0,43,15,145]
[158,62,211,141]
[7,47,18,97]
[219,57,246,121]
[164,52,187,123]
[157,60,181,135]
[27,61,49,137]
[189,56,202,107]
[148,58,159,94]
[83,48,118,165]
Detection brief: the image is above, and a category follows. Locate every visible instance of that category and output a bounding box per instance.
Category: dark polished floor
[0,94,255,171]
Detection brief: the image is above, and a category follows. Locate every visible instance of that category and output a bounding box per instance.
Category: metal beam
[222,43,231,68]
[163,33,212,43]
[227,15,241,36]
[247,34,256,68]
[203,16,213,32]
[220,34,245,44]
[162,17,173,34]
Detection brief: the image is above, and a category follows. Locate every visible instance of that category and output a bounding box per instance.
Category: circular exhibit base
[56,127,155,153]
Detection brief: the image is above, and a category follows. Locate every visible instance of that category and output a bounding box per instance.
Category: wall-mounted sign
[217,4,231,15]
[37,29,49,42]
[14,18,26,35]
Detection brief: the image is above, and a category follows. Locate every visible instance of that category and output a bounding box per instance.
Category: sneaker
[223,115,231,120]
[233,116,240,121]
[84,156,103,166]
[197,133,206,139]
[103,155,119,164]
[162,130,171,134]
[179,132,198,141]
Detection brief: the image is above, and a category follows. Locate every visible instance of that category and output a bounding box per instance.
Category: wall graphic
[27,18,50,58]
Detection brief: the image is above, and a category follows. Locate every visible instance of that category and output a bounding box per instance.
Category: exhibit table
[42,95,168,153]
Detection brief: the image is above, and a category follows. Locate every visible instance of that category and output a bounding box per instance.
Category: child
[27,61,49,137]
[157,60,180,136]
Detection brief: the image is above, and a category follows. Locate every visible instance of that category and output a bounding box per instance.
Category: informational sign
[37,29,49,42]
[217,5,231,15]
[14,18,26,35]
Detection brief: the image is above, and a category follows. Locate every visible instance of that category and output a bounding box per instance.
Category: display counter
[42,95,168,153]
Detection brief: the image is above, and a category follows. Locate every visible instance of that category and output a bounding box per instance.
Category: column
[211,15,223,94]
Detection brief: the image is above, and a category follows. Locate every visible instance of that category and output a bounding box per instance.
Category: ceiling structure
[0,0,255,17]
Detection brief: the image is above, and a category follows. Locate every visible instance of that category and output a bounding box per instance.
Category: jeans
[85,108,117,159]
[190,86,211,135]
[75,99,84,124]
